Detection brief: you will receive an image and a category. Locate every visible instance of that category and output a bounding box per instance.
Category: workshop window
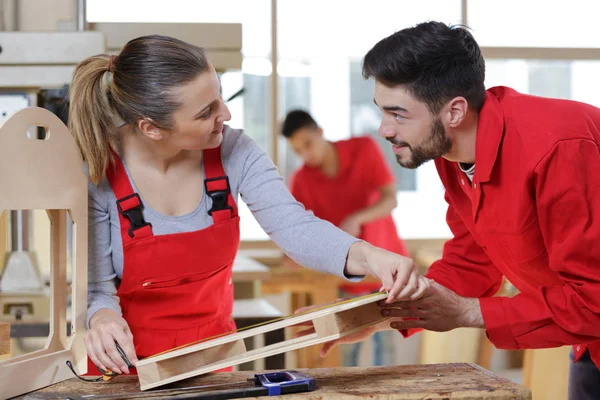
[467,0,600,48]
[485,60,600,108]
[349,61,417,192]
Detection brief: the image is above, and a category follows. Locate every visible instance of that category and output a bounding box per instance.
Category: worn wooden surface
[17,363,531,399]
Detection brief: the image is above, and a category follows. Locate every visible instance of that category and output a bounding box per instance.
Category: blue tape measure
[253,370,316,396]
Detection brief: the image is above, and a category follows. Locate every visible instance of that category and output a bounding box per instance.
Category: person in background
[67,34,427,377]
[281,110,411,366]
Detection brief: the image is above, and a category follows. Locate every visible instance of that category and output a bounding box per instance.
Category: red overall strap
[203,146,238,223]
[106,152,153,244]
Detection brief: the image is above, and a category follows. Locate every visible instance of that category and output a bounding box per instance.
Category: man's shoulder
[490,86,600,164]
[492,86,600,141]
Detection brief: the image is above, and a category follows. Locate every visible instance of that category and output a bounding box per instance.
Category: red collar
[474,89,506,183]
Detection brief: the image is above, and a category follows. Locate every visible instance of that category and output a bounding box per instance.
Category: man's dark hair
[362,21,486,114]
[281,109,319,138]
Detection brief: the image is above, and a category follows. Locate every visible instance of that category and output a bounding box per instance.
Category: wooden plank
[17,364,532,399]
[0,107,88,399]
[0,32,105,65]
[0,210,6,276]
[523,347,571,400]
[0,322,9,356]
[419,328,482,364]
[203,50,242,72]
[481,46,600,60]
[92,22,242,51]
[140,292,387,365]
[136,293,389,390]
[0,66,76,90]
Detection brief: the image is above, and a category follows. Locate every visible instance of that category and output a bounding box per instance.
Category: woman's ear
[137,119,165,141]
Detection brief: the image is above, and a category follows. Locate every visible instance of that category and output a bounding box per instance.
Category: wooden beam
[270,0,279,166]
[0,32,105,65]
[91,22,242,51]
[482,47,600,60]
[0,322,9,356]
[0,211,7,277]
[523,347,571,400]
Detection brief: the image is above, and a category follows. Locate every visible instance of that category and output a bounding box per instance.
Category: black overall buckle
[205,176,234,216]
[116,193,152,237]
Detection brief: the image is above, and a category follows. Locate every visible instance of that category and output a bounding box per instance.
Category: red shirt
[289,136,410,293]
[422,86,600,367]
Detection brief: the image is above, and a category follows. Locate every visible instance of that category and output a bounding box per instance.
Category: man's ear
[316,127,324,137]
[444,97,469,128]
[137,119,165,141]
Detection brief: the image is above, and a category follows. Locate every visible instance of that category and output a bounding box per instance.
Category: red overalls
[87,144,240,375]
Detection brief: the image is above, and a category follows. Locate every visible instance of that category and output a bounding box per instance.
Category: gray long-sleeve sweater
[87,126,359,326]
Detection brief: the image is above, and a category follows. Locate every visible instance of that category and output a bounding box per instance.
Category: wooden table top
[232,255,270,282]
[18,363,530,399]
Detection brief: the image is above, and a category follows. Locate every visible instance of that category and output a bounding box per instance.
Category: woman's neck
[119,128,202,173]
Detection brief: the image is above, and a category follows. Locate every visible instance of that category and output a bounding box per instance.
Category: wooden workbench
[17,363,531,399]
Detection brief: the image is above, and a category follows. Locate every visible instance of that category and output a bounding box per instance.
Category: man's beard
[388,117,452,169]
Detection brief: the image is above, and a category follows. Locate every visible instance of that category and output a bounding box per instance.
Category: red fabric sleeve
[399,191,504,338]
[481,139,600,350]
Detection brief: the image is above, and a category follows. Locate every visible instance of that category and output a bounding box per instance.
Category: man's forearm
[459,297,485,328]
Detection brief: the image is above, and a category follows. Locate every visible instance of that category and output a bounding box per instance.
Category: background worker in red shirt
[281,109,410,366]
[309,21,600,399]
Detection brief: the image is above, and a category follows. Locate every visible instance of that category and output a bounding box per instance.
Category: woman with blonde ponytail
[69,35,426,376]
[69,54,119,186]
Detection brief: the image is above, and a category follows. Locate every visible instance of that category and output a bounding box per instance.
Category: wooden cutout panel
[136,292,389,390]
[0,107,88,399]
[0,322,9,356]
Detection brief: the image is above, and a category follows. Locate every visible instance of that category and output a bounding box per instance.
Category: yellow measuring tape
[146,291,386,359]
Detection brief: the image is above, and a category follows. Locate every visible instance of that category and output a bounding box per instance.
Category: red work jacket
[290,136,409,294]
[426,86,600,367]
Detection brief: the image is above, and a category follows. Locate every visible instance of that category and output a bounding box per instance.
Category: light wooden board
[0,211,6,276]
[523,346,571,400]
[136,292,389,390]
[0,32,105,65]
[0,322,9,356]
[17,364,532,399]
[0,107,88,399]
[92,22,243,71]
[91,22,242,51]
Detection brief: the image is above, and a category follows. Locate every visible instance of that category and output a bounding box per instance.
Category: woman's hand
[345,242,428,303]
[85,309,138,374]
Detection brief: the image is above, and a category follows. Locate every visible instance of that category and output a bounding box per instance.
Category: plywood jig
[0,107,88,399]
[136,292,389,390]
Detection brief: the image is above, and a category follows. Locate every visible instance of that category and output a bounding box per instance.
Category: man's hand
[380,279,485,331]
[339,214,362,237]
